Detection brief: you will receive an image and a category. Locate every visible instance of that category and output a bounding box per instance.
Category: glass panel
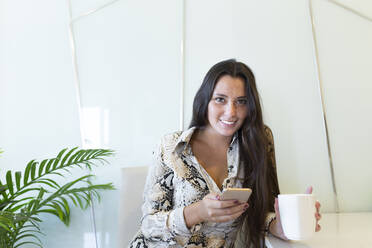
[70,0,118,19]
[333,0,372,18]
[311,0,372,211]
[0,0,93,246]
[72,0,183,246]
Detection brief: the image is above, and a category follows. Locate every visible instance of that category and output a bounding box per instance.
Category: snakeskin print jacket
[129,127,278,248]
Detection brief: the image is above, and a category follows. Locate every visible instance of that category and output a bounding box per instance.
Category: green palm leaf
[0,147,114,248]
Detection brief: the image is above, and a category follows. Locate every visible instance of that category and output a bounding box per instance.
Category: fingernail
[216,195,220,200]
[234,200,239,204]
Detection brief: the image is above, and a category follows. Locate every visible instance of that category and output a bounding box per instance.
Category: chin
[216,124,241,137]
[216,129,237,138]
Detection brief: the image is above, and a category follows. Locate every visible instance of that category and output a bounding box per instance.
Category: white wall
[1,0,371,247]
[312,0,372,212]
[71,1,183,247]
[184,0,337,213]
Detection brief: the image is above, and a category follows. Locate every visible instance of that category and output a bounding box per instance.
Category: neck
[197,126,232,149]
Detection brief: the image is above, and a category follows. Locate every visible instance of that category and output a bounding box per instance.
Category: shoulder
[264,125,274,141]
[158,130,183,151]
[161,130,183,143]
[154,127,196,164]
[263,125,277,171]
[158,127,196,151]
[264,125,275,146]
[263,125,275,154]
[152,131,186,172]
[154,130,186,161]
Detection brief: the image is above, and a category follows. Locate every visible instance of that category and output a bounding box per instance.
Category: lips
[220,119,237,127]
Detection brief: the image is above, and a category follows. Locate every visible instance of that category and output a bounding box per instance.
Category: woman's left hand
[269,186,322,240]
[305,186,322,232]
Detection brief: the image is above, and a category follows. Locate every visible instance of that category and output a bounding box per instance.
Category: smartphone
[220,188,252,203]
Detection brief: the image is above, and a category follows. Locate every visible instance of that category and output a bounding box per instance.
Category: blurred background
[0,0,371,247]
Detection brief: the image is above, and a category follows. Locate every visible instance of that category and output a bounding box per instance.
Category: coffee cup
[278,194,316,240]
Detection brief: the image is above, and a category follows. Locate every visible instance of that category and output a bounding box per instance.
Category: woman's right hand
[184,192,249,228]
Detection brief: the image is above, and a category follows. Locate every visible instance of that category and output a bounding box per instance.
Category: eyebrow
[213,93,247,99]
[214,93,227,97]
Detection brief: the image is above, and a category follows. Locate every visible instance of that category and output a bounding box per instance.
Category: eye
[214,97,225,103]
[236,99,248,105]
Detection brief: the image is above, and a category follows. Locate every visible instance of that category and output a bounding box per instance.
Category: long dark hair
[189,59,278,247]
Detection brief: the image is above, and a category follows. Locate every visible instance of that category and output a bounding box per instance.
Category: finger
[208,202,248,218]
[204,192,220,200]
[208,198,242,209]
[212,208,246,223]
[274,198,281,220]
[315,212,321,221]
[274,198,279,213]
[315,201,321,210]
[315,224,321,232]
[218,202,248,215]
[305,186,313,194]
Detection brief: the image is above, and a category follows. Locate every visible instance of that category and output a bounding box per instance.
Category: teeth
[221,120,235,125]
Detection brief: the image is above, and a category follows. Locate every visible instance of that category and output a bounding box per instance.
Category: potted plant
[0,147,114,248]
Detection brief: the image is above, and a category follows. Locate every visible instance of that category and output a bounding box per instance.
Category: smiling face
[206,75,248,138]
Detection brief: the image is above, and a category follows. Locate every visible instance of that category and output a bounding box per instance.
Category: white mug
[278,194,316,240]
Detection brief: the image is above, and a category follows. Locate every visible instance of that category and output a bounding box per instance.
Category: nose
[225,102,237,117]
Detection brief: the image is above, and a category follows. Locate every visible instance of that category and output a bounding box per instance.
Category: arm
[269,187,322,240]
[140,139,190,242]
[264,126,321,239]
[183,194,248,228]
[141,136,248,241]
[264,126,283,237]
[264,125,280,205]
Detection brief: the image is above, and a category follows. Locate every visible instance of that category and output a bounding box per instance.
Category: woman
[129,59,321,247]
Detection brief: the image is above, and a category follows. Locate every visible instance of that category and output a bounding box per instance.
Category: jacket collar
[173,126,238,156]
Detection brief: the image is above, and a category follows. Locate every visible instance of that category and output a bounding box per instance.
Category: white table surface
[265,212,372,248]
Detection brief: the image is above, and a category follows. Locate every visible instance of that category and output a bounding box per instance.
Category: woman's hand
[184,192,248,228]
[269,186,322,240]
[269,198,289,240]
[305,186,322,232]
